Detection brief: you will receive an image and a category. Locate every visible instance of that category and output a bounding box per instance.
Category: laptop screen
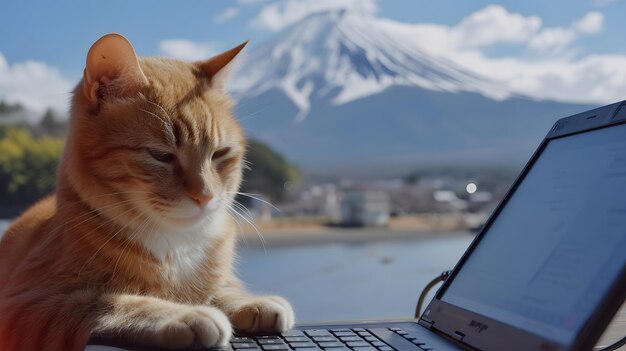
[441,122,626,346]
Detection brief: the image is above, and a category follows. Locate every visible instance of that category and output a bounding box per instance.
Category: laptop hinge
[418,316,434,329]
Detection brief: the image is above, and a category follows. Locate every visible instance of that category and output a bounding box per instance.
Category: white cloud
[385,5,542,55]
[527,27,577,54]
[0,53,73,114]
[251,0,378,31]
[158,39,218,61]
[439,50,626,105]
[528,11,603,54]
[391,7,622,104]
[573,11,603,33]
[214,7,240,24]
[452,5,542,48]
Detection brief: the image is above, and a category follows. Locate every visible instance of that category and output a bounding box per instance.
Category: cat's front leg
[94,294,232,349]
[213,278,295,334]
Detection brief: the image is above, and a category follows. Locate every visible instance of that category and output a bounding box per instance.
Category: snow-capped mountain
[231,11,594,176]
[231,11,513,121]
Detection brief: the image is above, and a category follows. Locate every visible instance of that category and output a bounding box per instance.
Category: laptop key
[257,340,286,345]
[352,347,377,351]
[257,336,282,340]
[294,348,322,351]
[378,347,394,351]
[346,341,370,347]
[286,337,310,343]
[232,343,260,349]
[283,330,306,337]
[352,328,366,332]
[370,341,386,347]
[289,342,316,348]
[306,329,332,337]
[330,328,351,332]
[358,331,373,337]
[333,332,356,337]
[312,336,337,342]
[317,342,344,348]
[364,336,378,342]
[338,336,362,342]
[261,345,290,351]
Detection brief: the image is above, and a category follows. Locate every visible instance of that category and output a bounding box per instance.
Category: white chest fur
[163,244,209,284]
[139,213,225,285]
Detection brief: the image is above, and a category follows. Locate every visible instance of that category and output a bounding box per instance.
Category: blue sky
[2,0,626,112]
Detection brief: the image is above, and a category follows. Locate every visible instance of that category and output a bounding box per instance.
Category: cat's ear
[83,33,148,104]
[196,41,248,88]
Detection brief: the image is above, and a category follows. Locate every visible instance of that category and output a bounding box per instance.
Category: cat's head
[62,33,247,232]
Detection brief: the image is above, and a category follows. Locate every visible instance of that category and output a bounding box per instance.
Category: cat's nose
[188,192,213,207]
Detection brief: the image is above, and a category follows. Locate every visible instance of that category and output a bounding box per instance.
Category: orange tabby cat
[0,33,294,351]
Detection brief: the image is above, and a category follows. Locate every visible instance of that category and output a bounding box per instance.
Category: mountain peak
[231,12,512,121]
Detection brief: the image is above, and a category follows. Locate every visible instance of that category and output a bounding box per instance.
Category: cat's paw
[230,295,295,333]
[133,305,232,349]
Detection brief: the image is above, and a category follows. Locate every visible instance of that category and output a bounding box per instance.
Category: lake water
[237,234,473,322]
[0,219,473,322]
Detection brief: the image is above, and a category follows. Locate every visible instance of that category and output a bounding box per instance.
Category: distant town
[241,167,518,234]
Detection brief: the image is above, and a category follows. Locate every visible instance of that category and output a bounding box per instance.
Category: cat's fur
[0,34,294,351]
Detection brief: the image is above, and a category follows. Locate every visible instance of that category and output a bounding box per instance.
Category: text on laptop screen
[442,123,626,345]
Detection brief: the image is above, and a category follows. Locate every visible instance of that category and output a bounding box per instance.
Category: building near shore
[340,189,390,227]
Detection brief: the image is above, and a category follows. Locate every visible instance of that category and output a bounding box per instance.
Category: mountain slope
[236,87,593,176]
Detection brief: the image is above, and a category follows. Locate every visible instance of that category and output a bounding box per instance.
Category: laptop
[88,102,626,351]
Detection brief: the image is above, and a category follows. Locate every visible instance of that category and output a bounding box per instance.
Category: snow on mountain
[230,10,513,121]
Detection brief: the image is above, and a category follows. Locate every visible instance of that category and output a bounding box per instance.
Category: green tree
[0,126,63,214]
[241,139,299,202]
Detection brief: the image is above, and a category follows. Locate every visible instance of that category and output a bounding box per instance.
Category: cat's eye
[148,149,176,163]
[212,147,231,160]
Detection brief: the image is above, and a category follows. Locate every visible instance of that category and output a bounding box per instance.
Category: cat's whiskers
[51,191,153,225]
[67,197,150,240]
[49,197,145,241]
[35,198,144,253]
[227,191,281,212]
[226,204,266,253]
[231,199,255,220]
[50,190,159,234]
[242,159,252,171]
[224,207,248,248]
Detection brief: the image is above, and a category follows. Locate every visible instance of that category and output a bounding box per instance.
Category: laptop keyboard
[225,327,434,351]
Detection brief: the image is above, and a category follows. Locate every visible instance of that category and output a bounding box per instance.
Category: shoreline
[237,228,473,248]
